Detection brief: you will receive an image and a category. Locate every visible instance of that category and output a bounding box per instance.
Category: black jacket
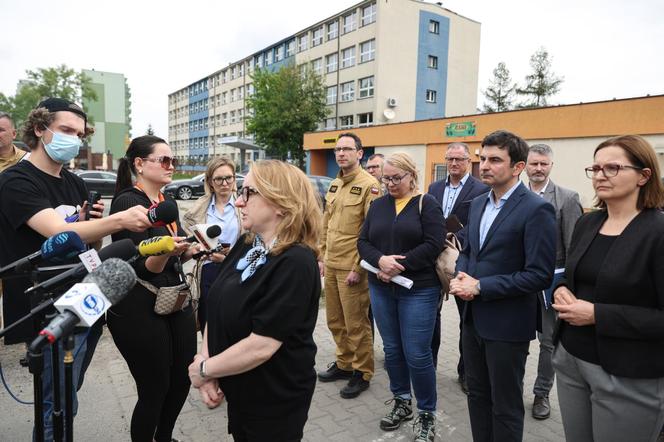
[554,208,664,378]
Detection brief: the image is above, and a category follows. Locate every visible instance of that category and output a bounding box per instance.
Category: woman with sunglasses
[551,135,664,442]
[357,152,445,442]
[188,160,322,441]
[183,156,242,335]
[109,135,198,442]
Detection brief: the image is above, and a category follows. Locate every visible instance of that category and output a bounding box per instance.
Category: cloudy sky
[1,0,662,137]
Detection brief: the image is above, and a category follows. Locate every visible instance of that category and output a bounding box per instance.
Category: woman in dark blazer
[552,135,664,442]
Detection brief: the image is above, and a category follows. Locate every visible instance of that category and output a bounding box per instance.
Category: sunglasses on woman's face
[142,156,178,170]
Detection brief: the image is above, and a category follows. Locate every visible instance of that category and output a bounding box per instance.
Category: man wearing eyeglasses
[427,142,488,393]
[525,144,583,420]
[317,132,381,399]
[365,153,384,179]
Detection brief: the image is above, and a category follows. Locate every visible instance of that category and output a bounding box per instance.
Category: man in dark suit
[427,142,488,393]
[525,144,583,420]
[450,130,556,442]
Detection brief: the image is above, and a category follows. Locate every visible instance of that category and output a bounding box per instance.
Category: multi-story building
[83,69,132,169]
[168,0,480,170]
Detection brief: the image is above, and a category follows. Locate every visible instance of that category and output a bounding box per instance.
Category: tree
[516,48,564,108]
[0,65,97,128]
[245,63,328,169]
[482,62,517,113]
[146,124,155,135]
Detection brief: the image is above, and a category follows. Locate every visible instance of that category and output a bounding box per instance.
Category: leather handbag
[137,278,192,315]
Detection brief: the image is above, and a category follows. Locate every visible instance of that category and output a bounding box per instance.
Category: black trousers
[462,321,529,442]
[228,399,311,442]
[431,295,465,377]
[199,261,223,335]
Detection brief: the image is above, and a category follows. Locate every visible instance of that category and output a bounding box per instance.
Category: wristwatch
[476,280,481,294]
[199,359,208,378]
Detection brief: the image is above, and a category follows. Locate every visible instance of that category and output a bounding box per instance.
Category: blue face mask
[42,127,82,163]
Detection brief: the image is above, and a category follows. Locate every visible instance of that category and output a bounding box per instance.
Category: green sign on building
[445,121,476,137]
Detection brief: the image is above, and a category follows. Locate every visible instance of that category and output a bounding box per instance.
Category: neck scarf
[236,235,277,282]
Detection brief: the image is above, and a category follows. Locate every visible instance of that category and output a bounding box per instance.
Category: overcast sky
[1,0,662,138]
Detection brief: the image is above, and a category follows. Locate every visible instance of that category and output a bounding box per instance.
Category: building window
[247,83,254,96]
[428,55,438,69]
[238,86,244,100]
[275,45,284,62]
[342,11,357,34]
[298,34,308,52]
[265,50,273,65]
[230,111,236,124]
[326,53,338,73]
[326,86,337,105]
[256,54,263,69]
[339,115,354,128]
[298,64,307,77]
[231,89,237,102]
[311,58,322,75]
[359,76,374,98]
[358,112,373,127]
[359,39,375,63]
[327,21,338,40]
[340,81,355,102]
[216,115,221,126]
[361,3,376,26]
[426,89,437,103]
[286,39,296,57]
[312,26,323,46]
[238,109,244,120]
[222,113,227,125]
[429,19,440,34]
[341,46,356,68]
[222,92,227,105]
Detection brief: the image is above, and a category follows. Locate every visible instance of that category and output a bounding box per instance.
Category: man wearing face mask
[0,98,152,440]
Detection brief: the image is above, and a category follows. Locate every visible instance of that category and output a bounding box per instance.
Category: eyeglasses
[142,156,178,170]
[366,165,381,170]
[445,157,469,163]
[236,186,260,202]
[333,147,357,153]
[381,173,409,185]
[584,163,643,179]
[212,175,235,185]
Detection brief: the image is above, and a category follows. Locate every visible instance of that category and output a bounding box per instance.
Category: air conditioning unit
[387,98,398,108]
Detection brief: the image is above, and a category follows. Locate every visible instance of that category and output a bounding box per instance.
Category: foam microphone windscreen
[147,200,178,226]
[82,258,136,305]
[40,231,86,263]
[206,224,221,239]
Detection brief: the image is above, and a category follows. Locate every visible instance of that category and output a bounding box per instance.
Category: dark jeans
[533,272,564,397]
[370,282,439,412]
[463,321,529,442]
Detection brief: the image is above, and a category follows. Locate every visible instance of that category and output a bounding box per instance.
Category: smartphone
[85,191,102,220]
[220,243,231,249]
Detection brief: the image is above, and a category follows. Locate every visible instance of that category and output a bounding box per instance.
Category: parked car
[163,173,245,200]
[75,170,118,197]
[308,175,334,208]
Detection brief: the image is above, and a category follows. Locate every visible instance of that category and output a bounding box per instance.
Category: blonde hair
[247,160,322,256]
[204,156,236,194]
[385,152,419,191]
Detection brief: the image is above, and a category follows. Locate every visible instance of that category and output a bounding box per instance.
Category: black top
[554,209,664,378]
[560,233,617,364]
[357,193,445,288]
[207,235,321,415]
[0,161,88,344]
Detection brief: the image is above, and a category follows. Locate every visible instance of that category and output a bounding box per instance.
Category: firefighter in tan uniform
[317,133,381,399]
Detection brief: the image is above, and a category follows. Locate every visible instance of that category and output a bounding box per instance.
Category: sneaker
[317,361,353,383]
[379,396,413,431]
[340,371,370,398]
[532,395,551,420]
[413,412,435,442]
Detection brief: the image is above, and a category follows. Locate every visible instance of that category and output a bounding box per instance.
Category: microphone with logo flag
[0,231,86,278]
[147,200,178,227]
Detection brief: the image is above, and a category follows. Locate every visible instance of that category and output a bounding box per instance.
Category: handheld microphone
[37,258,136,344]
[147,200,178,227]
[24,239,136,298]
[185,224,222,250]
[0,231,86,278]
[137,236,176,256]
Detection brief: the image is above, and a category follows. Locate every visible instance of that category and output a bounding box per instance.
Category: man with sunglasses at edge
[0,98,152,440]
[318,132,381,399]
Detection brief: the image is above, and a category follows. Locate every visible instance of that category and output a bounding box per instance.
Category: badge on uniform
[370,186,380,195]
[329,185,338,193]
[350,186,362,195]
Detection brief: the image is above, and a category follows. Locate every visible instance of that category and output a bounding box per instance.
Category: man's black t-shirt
[206,235,321,417]
[0,161,87,344]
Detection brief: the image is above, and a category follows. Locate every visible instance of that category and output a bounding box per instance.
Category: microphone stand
[63,334,75,442]
[27,336,47,442]
[48,309,64,442]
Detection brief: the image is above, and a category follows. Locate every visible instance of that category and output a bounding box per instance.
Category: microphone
[147,200,178,227]
[137,236,176,256]
[24,239,136,298]
[185,224,222,250]
[37,258,136,344]
[0,231,86,278]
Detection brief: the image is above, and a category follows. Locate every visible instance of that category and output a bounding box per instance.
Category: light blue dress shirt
[442,173,470,218]
[479,181,522,248]
[206,194,239,249]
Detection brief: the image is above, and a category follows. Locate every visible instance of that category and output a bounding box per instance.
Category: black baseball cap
[36,98,87,126]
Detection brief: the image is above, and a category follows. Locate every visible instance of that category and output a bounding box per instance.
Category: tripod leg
[64,334,75,442]
[51,342,63,442]
[28,348,45,442]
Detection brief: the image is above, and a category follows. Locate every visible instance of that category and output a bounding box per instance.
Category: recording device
[36,258,136,344]
[192,242,231,260]
[186,224,222,250]
[24,239,136,298]
[147,200,178,226]
[0,232,86,278]
[85,191,102,221]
